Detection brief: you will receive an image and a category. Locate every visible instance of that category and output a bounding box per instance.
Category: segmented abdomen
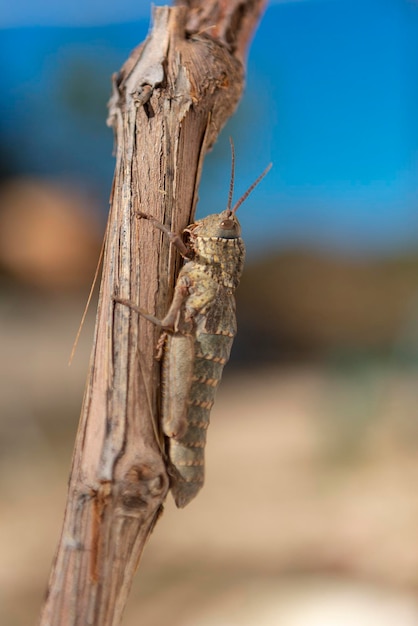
[168,330,234,508]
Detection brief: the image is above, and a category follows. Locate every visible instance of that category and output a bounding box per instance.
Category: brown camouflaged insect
[116,140,271,507]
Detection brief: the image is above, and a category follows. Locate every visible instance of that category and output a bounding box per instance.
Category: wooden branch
[39,1,267,625]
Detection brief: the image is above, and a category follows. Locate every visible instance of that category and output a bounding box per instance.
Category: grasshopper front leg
[114,210,191,328]
[136,211,190,258]
[113,280,189,332]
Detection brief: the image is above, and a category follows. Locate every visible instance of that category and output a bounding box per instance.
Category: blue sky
[0,0,417,257]
[2,0,309,27]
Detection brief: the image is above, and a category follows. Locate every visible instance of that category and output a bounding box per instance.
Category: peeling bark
[39,2,267,625]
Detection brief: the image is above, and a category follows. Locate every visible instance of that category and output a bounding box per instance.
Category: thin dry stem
[39,2,267,625]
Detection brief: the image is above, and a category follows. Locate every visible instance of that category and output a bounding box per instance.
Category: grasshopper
[115,141,271,507]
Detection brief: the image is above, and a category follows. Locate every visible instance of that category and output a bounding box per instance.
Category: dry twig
[39,1,267,624]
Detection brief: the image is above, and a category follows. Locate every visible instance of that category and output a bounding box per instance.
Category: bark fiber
[39,2,267,624]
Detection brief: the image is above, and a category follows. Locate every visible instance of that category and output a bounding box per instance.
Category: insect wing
[161,333,194,439]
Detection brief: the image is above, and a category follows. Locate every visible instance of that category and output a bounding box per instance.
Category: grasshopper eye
[220,218,235,230]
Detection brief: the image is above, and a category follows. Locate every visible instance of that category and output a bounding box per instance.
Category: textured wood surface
[39,2,267,624]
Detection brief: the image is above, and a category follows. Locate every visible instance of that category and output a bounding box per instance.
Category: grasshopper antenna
[226,136,236,213]
[232,161,272,214]
[227,137,271,214]
[68,225,107,366]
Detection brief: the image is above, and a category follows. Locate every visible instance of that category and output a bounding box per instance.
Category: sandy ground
[2,295,418,625]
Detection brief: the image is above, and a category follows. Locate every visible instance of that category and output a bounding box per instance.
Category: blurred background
[2,0,418,624]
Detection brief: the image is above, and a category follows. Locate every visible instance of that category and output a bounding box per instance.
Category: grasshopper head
[185,139,271,250]
[186,210,241,240]
[196,138,271,241]
[218,209,242,237]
